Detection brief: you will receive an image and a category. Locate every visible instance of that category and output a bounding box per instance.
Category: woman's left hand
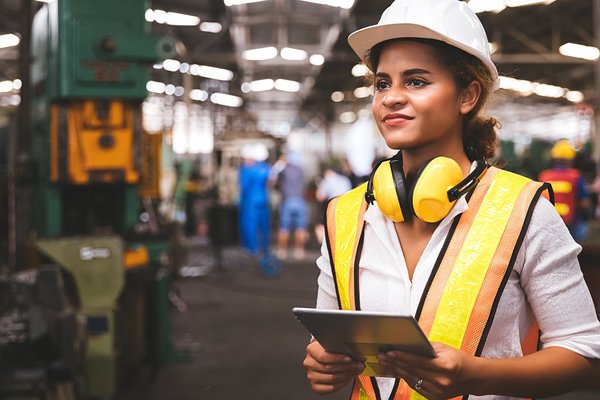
[377,342,475,400]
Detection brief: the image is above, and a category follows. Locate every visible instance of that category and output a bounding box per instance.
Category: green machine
[28,0,175,397]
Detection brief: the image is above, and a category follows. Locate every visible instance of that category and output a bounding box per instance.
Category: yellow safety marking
[548,180,571,193]
[334,186,366,310]
[427,170,529,349]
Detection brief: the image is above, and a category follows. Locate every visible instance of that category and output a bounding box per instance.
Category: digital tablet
[293,307,435,377]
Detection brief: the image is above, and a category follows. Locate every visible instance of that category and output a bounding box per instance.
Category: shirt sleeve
[519,196,600,358]
[315,239,339,310]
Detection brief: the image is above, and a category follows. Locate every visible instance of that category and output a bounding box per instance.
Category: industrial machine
[27,0,176,398]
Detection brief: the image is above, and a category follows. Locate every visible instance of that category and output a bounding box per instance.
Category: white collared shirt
[315,181,600,400]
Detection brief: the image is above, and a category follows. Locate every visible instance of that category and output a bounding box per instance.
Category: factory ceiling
[0,0,597,137]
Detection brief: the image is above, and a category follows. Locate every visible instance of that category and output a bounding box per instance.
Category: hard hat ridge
[348,0,498,88]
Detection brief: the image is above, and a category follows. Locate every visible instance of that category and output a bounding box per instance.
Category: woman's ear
[459,81,482,115]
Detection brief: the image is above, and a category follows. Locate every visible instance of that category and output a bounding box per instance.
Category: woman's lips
[383,113,414,126]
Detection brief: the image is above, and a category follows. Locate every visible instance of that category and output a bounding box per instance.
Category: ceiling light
[200,22,222,33]
[532,83,565,98]
[0,80,15,93]
[247,79,275,92]
[309,54,325,66]
[559,42,600,61]
[565,91,584,103]
[339,111,357,123]
[12,79,22,90]
[162,59,181,72]
[505,0,555,7]
[351,63,369,77]
[242,46,278,61]
[34,0,54,3]
[190,89,209,101]
[331,91,344,102]
[300,0,355,9]
[146,9,200,26]
[165,84,176,96]
[210,93,243,108]
[489,42,499,54]
[467,0,506,13]
[146,81,166,94]
[224,0,268,6]
[192,65,235,81]
[353,86,371,98]
[275,79,301,92]
[280,47,308,61]
[0,34,20,49]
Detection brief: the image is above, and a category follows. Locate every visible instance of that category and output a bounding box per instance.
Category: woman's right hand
[303,339,365,394]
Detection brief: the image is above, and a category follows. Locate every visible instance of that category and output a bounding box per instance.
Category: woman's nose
[381,86,407,108]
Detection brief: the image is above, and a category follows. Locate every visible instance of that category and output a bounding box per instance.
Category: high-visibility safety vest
[324,167,552,400]
[538,168,580,225]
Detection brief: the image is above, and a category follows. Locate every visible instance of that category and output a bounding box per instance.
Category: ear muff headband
[389,157,412,221]
[447,158,488,201]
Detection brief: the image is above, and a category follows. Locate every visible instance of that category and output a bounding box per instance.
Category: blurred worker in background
[271,151,308,260]
[238,143,271,254]
[539,139,591,242]
[313,165,352,243]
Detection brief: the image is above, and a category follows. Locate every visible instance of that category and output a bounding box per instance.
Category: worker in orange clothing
[539,140,591,241]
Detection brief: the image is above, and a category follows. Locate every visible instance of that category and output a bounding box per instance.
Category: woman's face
[372,40,468,155]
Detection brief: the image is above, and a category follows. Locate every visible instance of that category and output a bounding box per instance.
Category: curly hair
[365,38,499,160]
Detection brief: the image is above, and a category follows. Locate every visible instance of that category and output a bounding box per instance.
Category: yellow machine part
[50,100,140,184]
[139,131,163,198]
[124,246,149,270]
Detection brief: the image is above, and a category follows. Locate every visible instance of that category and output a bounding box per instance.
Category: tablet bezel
[293,307,436,365]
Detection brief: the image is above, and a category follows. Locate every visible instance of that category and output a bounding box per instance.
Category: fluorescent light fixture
[242,46,278,61]
[189,64,234,81]
[146,9,200,26]
[565,91,584,103]
[162,59,181,72]
[331,91,344,102]
[179,63,190,74]
[467,0,506,13]
[353,86,372,99]
[275,79,301,92]
[224,0,268,6]
[559,42,600,61]
[499,76,534,94]
[200,22,222,33]
[339,111,357,123]
[190,89,209,101]
[489,42,499,54]
[309,54,325,66]
[505,0,555,7]
[247,79,275,92]
[34,0,54,3]
[210,93,243,108]
[146,81,166,94]
[532,83,565,98]
[174,86,185,97]
[12,79,22,90]
[153,63,163,69]
[0,80,14,93]
[280,47,308,61]
[0,34,20,49]
[165,84,176,96]
[300,0,355,9]
[351,63,369,77]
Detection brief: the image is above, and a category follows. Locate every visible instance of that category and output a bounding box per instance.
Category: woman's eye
[375,80,390,91]
[407,78,428,87]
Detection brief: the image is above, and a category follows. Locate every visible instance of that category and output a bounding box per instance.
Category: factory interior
[0,0,600,399]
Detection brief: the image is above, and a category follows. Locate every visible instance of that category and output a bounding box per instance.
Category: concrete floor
[115,243,599,400]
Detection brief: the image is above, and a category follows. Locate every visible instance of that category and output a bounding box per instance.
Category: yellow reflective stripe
[548,180,572,193]
[428,170,530,349]
[409,390,427,400]
[333,184,367,310]
[359,388,370,400]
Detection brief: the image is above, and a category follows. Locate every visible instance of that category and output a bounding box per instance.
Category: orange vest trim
[325,168,551,400]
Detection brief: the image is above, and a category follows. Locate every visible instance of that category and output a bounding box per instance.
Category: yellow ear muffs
[411,157,464,223]
[371,158,411,222]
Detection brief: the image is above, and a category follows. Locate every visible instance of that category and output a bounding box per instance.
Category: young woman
[303,0,600,399]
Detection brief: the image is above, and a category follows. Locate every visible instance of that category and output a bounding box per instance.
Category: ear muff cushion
[411,157,463,223]
[372,160,408,222]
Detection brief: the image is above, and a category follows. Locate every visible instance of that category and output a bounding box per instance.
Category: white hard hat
[348,0,498,86]
[252,143,269,162]
[241,144,254,159]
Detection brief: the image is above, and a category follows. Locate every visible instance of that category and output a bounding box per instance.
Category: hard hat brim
[348,23,499,88]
